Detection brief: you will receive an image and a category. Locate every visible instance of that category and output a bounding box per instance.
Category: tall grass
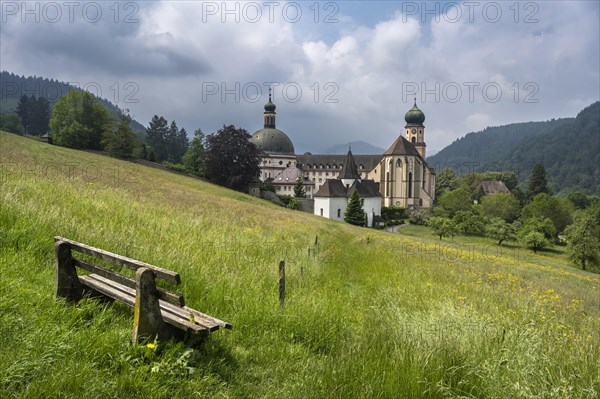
[1,131,599,398]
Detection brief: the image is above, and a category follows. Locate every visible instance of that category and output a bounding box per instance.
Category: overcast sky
[1,1,599,154]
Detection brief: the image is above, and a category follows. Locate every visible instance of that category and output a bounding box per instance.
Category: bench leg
[55,241,83,302]
[132,267,169,344]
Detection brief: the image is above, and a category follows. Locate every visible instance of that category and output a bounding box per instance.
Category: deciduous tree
[427,216,458,240]
[480,192,520,222]
[486,218,518,246]
[564,212,600,271]
[50,91,110,149]
[204,125,261,192]
[522,193,573,234]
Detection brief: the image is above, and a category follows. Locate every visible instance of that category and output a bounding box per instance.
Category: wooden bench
[54,236,232,343]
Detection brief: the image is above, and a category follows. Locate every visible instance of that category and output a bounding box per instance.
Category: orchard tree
[521,231,549,253]
[427,216,458,240]
[486,218,518,246]
[454,210,485,235]
[345,190,366,227]
[50,91,110,149]
[204,125,261,192]
[518,216,555,241]
[564,212,600,271]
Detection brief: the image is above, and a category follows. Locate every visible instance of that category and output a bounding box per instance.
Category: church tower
[404,99,426,158]
[339,147,361,188]
[264,88,276,128]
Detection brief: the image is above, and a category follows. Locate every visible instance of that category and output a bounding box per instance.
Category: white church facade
[249,95,436,224]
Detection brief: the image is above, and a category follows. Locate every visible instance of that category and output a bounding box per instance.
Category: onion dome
[405,98,425,125]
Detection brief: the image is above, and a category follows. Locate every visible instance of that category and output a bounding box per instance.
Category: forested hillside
[0,71,146,137]
[427,102,599,195]
[499,102,599,195]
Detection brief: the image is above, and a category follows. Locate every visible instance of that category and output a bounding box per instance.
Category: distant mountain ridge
[323,141,385,155]
[427,102,600,195]
[0,71,146,138]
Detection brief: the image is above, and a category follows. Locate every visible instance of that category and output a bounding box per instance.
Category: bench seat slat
[159,301,224,331]
[74,258,185,307]
[55,236,181,285]
[80,274,219,332]
[182,306,233,330]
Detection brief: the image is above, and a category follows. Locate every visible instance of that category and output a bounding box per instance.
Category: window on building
[320,208,323,216]
[408,172,413,197]
[411,137,416,143]
[337,209,341,218]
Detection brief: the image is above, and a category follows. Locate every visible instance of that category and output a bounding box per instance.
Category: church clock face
[411,128,416,134]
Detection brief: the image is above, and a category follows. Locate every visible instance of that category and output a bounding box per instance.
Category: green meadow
[1,131,599,398]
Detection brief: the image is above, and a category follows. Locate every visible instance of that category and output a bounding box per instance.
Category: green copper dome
[251,128,295,155]
[405,100,425,125]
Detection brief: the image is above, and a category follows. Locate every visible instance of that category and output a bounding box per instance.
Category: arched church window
[408,172,413,198]
[411,137,416,143]
[359,164,364,169]
[386,172,390,197]
[396,159,402,167]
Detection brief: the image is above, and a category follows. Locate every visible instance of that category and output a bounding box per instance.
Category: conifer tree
[294,175,306,198]
[102,114,137,158]
[183,129,205,176]
[527,163,550,201]
[345,190,366,226]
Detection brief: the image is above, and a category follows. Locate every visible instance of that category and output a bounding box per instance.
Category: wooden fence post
[278,260,285,308]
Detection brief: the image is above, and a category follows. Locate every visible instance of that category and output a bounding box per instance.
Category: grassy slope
[1,131,599,399]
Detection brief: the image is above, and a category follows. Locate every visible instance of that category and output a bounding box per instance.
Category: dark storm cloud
[1,8,210,77]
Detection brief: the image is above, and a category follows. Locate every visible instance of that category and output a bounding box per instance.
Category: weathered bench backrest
[54,236,185,306]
